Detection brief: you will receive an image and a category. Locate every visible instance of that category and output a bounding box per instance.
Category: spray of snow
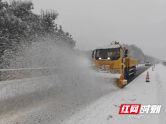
[0,38,119,124]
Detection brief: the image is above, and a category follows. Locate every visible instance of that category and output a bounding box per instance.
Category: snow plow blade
[118,75,127,89]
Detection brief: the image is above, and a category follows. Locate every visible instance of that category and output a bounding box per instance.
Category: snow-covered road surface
[64,64,166,124]
[0,64,165,124]
[0,67,119,124]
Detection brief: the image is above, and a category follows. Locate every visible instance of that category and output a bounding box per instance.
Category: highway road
[0,65,150,124]
[127,65,150,84]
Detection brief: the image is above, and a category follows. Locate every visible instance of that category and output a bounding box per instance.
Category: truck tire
[126,68,130,78]
[132,66,136,76]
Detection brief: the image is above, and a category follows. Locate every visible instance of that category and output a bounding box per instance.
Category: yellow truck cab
[92,41,138,80]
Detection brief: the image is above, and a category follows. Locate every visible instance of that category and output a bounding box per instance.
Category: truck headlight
[99,57,102,60]
[107,57,110,59]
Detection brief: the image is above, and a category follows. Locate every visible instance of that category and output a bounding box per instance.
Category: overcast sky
[31,0,166,60]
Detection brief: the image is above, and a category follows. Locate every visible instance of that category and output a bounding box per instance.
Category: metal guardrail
[0,65,94,81]
[0,67,57,72]
[0,65,94,71]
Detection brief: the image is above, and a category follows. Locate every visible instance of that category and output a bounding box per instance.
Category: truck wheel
[133,67,136,76]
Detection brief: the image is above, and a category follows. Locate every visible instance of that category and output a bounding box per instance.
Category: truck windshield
[95,48,120,60]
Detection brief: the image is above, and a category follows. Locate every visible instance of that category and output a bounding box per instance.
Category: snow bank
[155,64,166,92]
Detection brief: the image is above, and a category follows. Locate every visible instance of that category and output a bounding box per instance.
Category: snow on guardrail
[0,65,94,72]
[0,65,94,81]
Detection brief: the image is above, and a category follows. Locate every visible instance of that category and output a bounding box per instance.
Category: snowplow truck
[92,41,138,88]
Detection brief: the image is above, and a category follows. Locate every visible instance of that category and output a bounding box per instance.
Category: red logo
[119,104,141,114]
